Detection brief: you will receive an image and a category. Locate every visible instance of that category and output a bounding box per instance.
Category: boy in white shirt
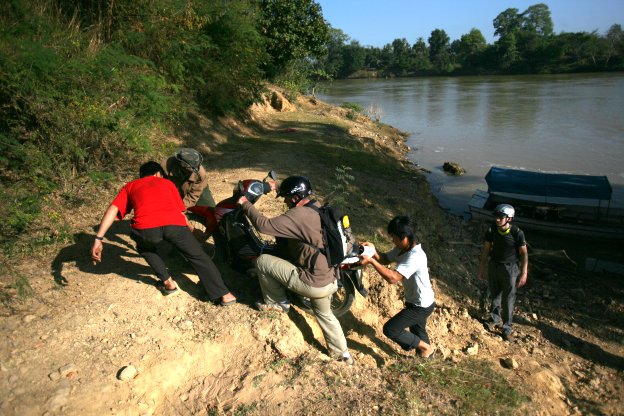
[359,216,435,358]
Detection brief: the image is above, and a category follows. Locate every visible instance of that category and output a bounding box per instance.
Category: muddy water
[318,73,624,216]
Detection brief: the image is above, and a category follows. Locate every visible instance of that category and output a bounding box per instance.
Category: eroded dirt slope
[1,91,622,415]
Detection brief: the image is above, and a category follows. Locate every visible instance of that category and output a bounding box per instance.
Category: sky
[316,0,624,46]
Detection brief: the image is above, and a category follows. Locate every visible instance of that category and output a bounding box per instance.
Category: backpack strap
[301,200,327,272]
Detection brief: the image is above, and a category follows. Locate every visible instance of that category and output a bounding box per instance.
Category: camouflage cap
[175,148,203,173]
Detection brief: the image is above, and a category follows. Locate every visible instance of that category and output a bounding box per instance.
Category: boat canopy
[485,167,612,200]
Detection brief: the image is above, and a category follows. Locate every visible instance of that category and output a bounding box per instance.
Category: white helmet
[493,204,515,218]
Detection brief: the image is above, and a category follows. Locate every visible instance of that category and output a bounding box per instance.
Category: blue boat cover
[485,167,612,200]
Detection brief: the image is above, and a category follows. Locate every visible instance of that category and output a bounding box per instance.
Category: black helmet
[277,176,312,200]
[175,148,203,174]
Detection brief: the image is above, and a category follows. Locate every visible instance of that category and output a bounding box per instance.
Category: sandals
[157,284,180,296]
[220,298,237,306]
[220,292,237,306]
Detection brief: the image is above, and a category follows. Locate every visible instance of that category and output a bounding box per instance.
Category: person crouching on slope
[359,215,436,358]
[236,175,354,365]
[90,161,236,306]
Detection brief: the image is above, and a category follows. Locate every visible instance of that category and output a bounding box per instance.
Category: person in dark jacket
[477,204,528,341]
[237,176,353,364]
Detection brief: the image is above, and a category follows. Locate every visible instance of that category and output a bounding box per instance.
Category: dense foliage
[259,0,329,79]
[320,3,624,78]
[0,0,329,253]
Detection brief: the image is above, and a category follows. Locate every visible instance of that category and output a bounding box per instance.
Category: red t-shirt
[112,176,187,229]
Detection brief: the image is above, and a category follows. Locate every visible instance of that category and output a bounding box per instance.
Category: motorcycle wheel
[297,271,356,318]
[186,213,216,259]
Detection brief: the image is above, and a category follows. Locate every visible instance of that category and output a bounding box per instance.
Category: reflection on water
[318,73,624,215]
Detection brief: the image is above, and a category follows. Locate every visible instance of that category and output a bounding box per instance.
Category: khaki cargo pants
[255,254,348,358]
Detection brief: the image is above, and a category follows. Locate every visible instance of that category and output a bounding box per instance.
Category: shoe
[341,356,354,365]
[254,300,290,313]
[502,331,514,341]
[338,353,354,365]
[157,284,179,296]
[485,322,502,333]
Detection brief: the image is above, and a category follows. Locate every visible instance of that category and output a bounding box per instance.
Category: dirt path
[1,91,622,415]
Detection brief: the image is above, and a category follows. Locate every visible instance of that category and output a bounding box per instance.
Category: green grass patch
[233,403,258,416]
[340,102,363,113]
[9,274,34,299]
[341,102,363,120]
[267,357,290,372]
[386,357,526,414]
[0,262,35,311]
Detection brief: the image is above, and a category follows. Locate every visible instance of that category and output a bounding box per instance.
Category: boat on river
[468,167,624,240]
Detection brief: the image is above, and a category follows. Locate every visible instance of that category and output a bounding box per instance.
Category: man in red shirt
[90,161,236,306]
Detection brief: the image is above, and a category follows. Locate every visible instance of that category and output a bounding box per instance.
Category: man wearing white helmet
[477,204,528,341]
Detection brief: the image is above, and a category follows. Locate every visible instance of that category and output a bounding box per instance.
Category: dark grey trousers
[130,225,229,300]
[383,302,435,351]
[488,262,519,334]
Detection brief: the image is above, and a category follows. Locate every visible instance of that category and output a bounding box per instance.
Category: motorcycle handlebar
[236,177,276,204]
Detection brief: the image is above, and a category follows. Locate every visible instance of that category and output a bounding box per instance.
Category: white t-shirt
[387,244,434,308]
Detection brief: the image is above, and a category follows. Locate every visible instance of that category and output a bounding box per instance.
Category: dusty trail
[1,91,622,415]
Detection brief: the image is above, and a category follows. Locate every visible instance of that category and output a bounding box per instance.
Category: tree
[493,4,554,72]
[258,0,329,79]
[497,32,520,69]
[493,8,520,70]
[521,3,553,37]
[340,40,366,77]
[428,29,451,72]
[363,47,383,71]
[607,24,624,52]
[493,8,521,39]
[411,37,432,72]
[379,43,394,70]
[455,28,487,70]
[459,28,487,56]
[606,24,624,67]
[390,38,413,75]
[323,27,349,78]
[553,32,604,70]
[196,1,267,112]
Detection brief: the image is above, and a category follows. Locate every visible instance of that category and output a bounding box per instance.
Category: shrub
[340,101,363,113]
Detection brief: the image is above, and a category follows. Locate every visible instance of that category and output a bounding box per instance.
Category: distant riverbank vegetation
[320,3,624,79]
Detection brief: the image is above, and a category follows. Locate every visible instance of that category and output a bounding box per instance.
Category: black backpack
[305,202,355,268]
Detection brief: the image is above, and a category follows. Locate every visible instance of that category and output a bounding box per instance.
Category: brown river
[318,73,624,217]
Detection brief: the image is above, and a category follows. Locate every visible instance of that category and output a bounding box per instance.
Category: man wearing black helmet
[477,204,528,341]
[237,176,354,365]
[161,148,215,210]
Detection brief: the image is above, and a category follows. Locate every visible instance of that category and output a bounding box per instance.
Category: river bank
[0,89,622,415]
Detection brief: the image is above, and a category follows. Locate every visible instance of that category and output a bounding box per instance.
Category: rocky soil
[1,89,622,415]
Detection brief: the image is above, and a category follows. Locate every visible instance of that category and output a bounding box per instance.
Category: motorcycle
[186,171,367,317]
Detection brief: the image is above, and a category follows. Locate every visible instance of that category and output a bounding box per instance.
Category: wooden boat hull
[468,190,624,240]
